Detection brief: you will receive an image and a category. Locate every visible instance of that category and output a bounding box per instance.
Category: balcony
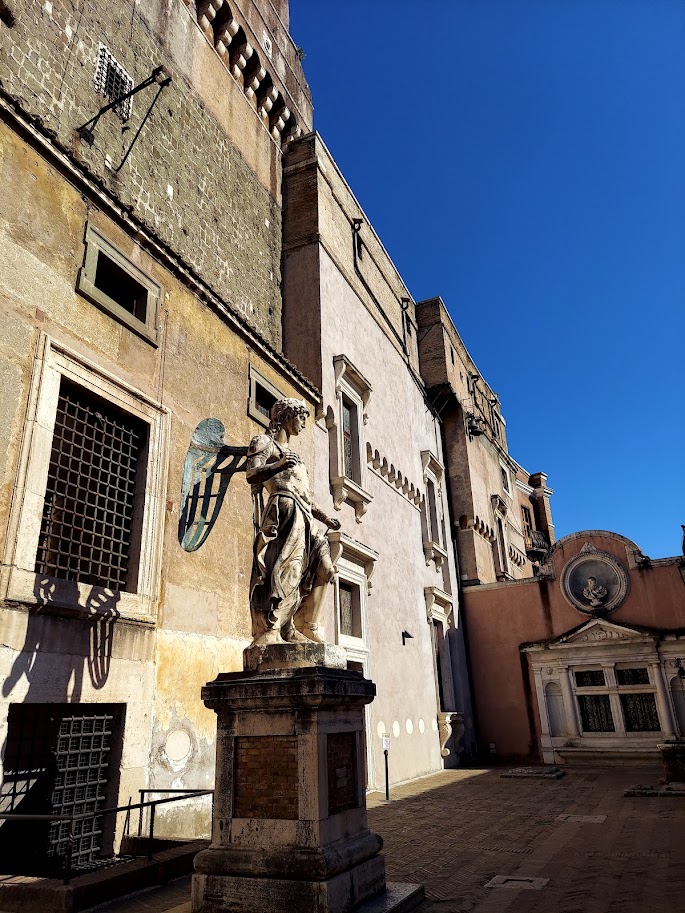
[525,529,549,556]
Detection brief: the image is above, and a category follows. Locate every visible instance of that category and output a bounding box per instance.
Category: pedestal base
[193,854,385,913]
[192,665,393,913]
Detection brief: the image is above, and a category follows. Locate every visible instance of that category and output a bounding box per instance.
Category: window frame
[420,450,448,569]
[328,531,377,652]
[77,225,161,346]
[328,355,373,522]
[0,334,170,624]
[247,365,285,428]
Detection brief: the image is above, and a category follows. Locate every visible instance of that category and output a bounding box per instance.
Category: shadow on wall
[3,577,121,703]
[0,577,121,873]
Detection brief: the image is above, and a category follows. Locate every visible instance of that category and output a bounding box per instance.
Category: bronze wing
[178,418,248,552]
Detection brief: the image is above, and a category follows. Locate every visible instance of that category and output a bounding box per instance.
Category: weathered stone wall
[0,0,318,844]
[0,0,312,349]
[417,296,539,584]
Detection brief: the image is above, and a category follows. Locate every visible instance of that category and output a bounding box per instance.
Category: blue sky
[290,0,685,558]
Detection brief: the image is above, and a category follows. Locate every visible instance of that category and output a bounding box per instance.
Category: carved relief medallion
[560,544,629,616]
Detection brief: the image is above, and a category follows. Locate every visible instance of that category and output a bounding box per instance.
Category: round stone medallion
[165,729,192,763]
[560,545,629,616]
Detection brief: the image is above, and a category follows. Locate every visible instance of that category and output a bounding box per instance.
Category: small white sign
[382,735,390,751]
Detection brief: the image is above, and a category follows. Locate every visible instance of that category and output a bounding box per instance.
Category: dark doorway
[0,703,125,874]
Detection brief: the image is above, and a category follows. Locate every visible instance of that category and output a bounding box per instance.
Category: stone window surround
[524,621,683,764]
[76,224,162,346]
[328,355,373,523]
[328,531,377,653]
[247,364,285,428]
[0,334,170,625]
[420,450,448,569]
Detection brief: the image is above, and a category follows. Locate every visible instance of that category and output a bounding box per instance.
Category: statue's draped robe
[249,438,329,635]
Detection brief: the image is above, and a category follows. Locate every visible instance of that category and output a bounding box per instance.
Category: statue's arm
[245,435,299,486]
[312,502,341,531]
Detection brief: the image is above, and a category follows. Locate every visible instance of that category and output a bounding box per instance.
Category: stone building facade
[0,0,318,864]
[464,530,685,763]
[0,0,473,872]
[416,296,554,587]
[282,134,474,787]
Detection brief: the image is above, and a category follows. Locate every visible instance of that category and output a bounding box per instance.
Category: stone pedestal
[659,739,685,783]
[192,658,389,913]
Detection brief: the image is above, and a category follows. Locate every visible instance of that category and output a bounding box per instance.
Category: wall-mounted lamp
[676,659,685,681]
[401,630,413,646]
[466,413,483,438]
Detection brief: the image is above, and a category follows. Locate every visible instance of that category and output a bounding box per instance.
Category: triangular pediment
[523,618,658,651]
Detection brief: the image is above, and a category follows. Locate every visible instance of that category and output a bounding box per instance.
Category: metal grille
[342,398,353,479]
[35,378,148,591]
[577,695,615,732]
[0,705,121,872]
[49,713,113,865]
[94,45,133,120]
[616,668,650,685]
[575,670,606,687]
[620,693,660,732]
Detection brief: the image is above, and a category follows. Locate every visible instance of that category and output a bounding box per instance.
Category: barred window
[616,668,650,686]
[34,378,148,591]
[342,396,354,479]
[339,581,362,639]
[577,694,615,732]
[621,693,660,732]
[94,45,133,120]
[575,669,606,687]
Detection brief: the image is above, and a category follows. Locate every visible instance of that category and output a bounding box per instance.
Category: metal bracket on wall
[76,66,172,171]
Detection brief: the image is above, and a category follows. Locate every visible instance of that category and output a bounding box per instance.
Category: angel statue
[178,398,340,646]
[247,398,340,644]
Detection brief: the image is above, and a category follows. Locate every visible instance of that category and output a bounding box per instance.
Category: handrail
[0,789,214,885]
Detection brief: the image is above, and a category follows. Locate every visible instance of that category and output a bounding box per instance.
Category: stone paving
[97,764,684,913]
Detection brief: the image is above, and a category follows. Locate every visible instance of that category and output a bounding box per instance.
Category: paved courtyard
[99,764,684,913]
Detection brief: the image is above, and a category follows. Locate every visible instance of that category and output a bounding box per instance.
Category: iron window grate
[49,713,113,865]
[94,45,133,120]
[35,378,148,591]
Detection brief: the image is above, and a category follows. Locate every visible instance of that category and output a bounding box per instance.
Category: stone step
[0,840,207,913]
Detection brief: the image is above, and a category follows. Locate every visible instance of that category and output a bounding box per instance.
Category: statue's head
[268,398,310,437]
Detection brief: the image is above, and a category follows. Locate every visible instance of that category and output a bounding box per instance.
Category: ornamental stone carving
[560,544,629,617]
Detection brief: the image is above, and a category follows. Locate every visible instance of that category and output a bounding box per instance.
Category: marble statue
[246,398,340,645]
[582,576,608,608]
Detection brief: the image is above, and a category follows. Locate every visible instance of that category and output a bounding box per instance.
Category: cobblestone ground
[368,765,684,913]
[101,764,684,913]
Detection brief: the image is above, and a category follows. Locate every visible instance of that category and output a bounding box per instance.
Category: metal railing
[0,788,214,885]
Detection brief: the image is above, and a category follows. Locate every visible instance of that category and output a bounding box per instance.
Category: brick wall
[0,0,295,349]
[233,735,298,819]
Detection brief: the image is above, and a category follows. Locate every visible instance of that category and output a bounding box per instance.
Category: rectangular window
[575,670,606,687]
[620,693,660,732]
[341,395,359,482]
[616,668,650,686]
[94,252,148,321]
[521,506,533,540]
[77,225,161,345]
[578,695,615,732]
[247,366,285,428]
[94,45,133,120]
[339,581,362,639]
[500,466,510,493]
[34,377,148,592]
[426,478,441,544]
